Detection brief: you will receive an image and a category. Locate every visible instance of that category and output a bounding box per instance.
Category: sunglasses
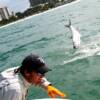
[37,73,45,77]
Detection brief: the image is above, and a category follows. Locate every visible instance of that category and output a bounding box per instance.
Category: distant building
[0,7,10,21]
[0,14,2,21]
[29,0,49,7]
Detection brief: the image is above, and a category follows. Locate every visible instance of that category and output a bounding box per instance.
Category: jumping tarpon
[65,20,81,49]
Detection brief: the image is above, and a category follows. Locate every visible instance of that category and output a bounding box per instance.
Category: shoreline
[0,0,81,29]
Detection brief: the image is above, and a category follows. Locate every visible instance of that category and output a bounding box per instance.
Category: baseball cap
[21,54,51,75]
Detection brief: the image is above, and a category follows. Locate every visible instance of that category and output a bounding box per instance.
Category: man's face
[25,71,44,86]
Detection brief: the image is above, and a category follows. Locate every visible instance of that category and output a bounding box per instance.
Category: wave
[0,36,55,59]
[63,55,89,64]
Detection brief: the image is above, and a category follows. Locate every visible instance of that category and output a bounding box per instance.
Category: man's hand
[46,85,66,98]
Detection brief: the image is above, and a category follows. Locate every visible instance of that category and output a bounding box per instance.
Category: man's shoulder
[1,66,20,78]
[1,66,19,73]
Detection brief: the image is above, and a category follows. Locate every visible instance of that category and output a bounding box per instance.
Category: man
[0,54,65,100]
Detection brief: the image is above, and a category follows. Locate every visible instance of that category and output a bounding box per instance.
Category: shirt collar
[19,73,31,89]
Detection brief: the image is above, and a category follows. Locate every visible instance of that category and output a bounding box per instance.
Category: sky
[0,0,30,13]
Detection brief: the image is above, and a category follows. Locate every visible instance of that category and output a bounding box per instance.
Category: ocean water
[0,0,100,100]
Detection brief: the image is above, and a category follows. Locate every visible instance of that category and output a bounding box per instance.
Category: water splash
[63,40,100,65]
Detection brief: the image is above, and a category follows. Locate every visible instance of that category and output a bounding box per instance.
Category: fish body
[65,20,81,49]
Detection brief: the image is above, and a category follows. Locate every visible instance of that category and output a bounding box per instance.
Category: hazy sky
[0,0,30,13]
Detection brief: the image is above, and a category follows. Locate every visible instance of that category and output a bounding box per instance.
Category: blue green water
[0,0,100,100]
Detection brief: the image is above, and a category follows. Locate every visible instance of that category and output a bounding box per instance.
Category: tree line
[0,0,76,26]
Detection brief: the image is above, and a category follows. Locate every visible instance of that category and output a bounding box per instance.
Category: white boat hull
[34,98,71,100]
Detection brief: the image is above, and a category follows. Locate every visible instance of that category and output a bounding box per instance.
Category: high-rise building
[0,7,10,21]
[29,0,48,7]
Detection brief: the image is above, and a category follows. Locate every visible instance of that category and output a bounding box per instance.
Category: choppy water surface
[0,0,100,100]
